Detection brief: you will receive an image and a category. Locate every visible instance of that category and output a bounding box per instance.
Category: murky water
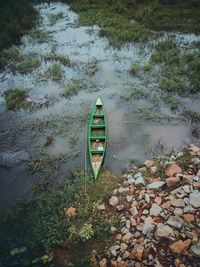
[0,2,199,212]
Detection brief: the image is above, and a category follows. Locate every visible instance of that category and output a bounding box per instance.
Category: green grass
[44,53,71,66]
[62,80,85,98]
[4,88,27,110]
[136,106,170,121]
[0,169,118,266]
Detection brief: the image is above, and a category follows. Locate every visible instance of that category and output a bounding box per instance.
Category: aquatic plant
[130,62,139,76]
[4,88,26,110]
[86,58,99,76]
[49,12,66,25]
[48,63,63,82]
[121,86,146,101]
[62,80,85,98]
[29,28,51,43]
[44,53,71,66]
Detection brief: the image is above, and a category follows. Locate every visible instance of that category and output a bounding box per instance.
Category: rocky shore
[94,144,200,267]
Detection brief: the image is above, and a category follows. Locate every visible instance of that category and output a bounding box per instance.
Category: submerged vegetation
[0,169,118,266]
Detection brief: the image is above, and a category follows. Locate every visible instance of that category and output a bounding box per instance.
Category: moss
[44,53,71,66]
[4,88,26,110]
[62,80,85,98]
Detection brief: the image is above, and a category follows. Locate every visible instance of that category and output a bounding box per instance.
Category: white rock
[145,193,150,203]
[150,203,162,217]
[142,223,155,235]
[110,245,120,256]
[118,187,129,193]
[109,196,119,206]
[126,195,133,202]
[147,181,165,189]
[182,185,191,193]
[190,243,200,258]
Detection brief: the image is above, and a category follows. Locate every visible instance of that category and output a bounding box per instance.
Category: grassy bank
[0,0,38,51]
[0,169,118,267]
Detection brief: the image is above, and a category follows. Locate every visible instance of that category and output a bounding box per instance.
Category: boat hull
[88,97,107,179]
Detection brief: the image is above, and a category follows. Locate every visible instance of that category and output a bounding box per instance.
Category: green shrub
[48,63,63,82]
[62,80,85,98]
[44,53,71,66]
[130,62,139,75]
[79,223,94,241]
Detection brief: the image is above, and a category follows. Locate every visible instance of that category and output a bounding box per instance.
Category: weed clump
[121,86,146,101]
[62,80,85,98]
[4,88,26,110]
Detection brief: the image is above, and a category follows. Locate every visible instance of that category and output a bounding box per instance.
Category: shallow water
[0,2,199,211]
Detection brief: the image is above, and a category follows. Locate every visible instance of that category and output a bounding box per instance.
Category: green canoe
[88,96,107,179]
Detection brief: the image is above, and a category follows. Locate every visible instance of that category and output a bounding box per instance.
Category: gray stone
[150,203,162,217]
[174,208,183,216]
[147,181,165,189]
[142,223,155,235]
[183,206,195,214]
[109,196,119,206]
[126,220,131,229]
[142,209,149,215]
[130,206,138,217]
[197,169,200,177]
[118,187,129,194]
[126,195,133,202]
[145,193,150,203]
[156,223,174,239]
[150,166,158,174]
[127,174,133,179]
[182,185,191,193]
[189,191,200,208]
[135,176,145,186]
[116,205,125,211]
[122,251,130,259]
[97,204,106,210]
[134,172,142,178]
[191,158,200,164]
[128,177,135,185]
[110,245,120,257]
[190,243,200,258]
[193,176,200,182]
[166,216,183,229]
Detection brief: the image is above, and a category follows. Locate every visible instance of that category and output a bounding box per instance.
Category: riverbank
[0,144,199,266]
